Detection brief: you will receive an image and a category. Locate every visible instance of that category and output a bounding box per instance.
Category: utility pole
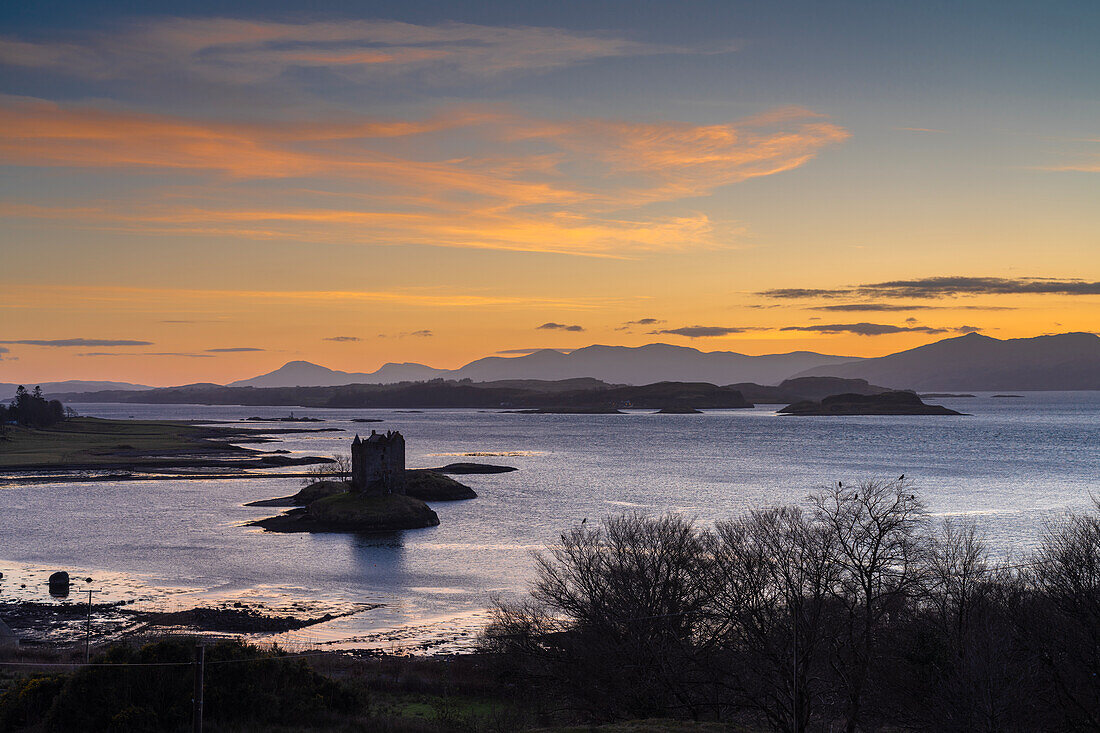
[193,644,205,733]
[83,588,101,664]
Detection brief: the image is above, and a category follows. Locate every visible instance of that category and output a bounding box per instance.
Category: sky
[1,0,1098,385]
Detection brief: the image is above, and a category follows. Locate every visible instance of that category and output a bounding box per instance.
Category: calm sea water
[2,393,1098,650]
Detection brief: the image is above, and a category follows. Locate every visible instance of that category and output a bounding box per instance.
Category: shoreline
[0,555,487,655]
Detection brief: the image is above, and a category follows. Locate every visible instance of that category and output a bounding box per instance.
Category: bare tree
[711,506,837,732]
[301,453,351,487]
[524,513,717,720]
[810,478,929,733]
[888,519,1034,732]
[481,486,1100,732]
[1023,501,1100,730]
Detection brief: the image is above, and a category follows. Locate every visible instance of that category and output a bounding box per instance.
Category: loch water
[1,392,1098,650]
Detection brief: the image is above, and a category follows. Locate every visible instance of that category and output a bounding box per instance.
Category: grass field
[0,417,244,469]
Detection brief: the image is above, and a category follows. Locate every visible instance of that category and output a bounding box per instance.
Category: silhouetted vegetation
[483,479,1100,732]
[1,386,66,429]
[50,379,753,410]
[0,639,360,732]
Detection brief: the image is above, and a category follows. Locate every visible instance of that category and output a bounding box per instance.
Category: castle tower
[350,430,406,495]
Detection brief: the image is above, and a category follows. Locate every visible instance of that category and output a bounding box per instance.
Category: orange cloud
[0,284,629,311]
[0,96,847,254]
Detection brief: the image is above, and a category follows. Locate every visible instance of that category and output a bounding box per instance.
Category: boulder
[48,571,70,597]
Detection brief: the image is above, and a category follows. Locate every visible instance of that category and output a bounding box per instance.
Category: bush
[0,639,362,732]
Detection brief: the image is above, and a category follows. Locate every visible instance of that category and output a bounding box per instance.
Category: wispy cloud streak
[0,97,847,255]
[779,323,980,336]
[0,18,691,84]
[761,276,1100,300]
[0,338,153,347]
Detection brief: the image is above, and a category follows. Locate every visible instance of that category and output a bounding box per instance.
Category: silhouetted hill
[229,344,860,388]
[226,360,447,388]
[455,344,859,384]
[1,380,152,399]
[794,332,1100,390]
[728,377,891,404]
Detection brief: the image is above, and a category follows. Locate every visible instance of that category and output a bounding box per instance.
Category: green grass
[0,417,239,468]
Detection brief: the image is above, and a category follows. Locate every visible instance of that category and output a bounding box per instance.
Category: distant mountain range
[795,332,1100,390]
[1,380,152,399]
[229,344,861,388]
[11,333,1098,402]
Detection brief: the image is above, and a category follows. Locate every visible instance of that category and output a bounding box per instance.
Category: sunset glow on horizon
[2,1,1098,386]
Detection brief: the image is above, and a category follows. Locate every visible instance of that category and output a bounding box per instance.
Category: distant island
[729,376,891,404]
[778,391,963,416]
[506,407,625,414]
[52,379,756,411]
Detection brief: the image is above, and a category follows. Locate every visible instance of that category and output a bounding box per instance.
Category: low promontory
[778,391,963,416]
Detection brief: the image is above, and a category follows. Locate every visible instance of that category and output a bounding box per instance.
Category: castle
[350,430,406,495]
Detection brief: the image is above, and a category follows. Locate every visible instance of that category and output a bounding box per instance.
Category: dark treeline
[1,385,66,428]
[49,380,753,410]
[483,479,1100,732]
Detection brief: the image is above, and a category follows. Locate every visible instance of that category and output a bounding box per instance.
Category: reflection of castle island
[351,430,406,495]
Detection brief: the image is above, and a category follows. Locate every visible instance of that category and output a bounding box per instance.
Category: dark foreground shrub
[0,639,361,732]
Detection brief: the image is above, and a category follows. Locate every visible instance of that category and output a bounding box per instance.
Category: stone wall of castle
[351,430,406,495]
